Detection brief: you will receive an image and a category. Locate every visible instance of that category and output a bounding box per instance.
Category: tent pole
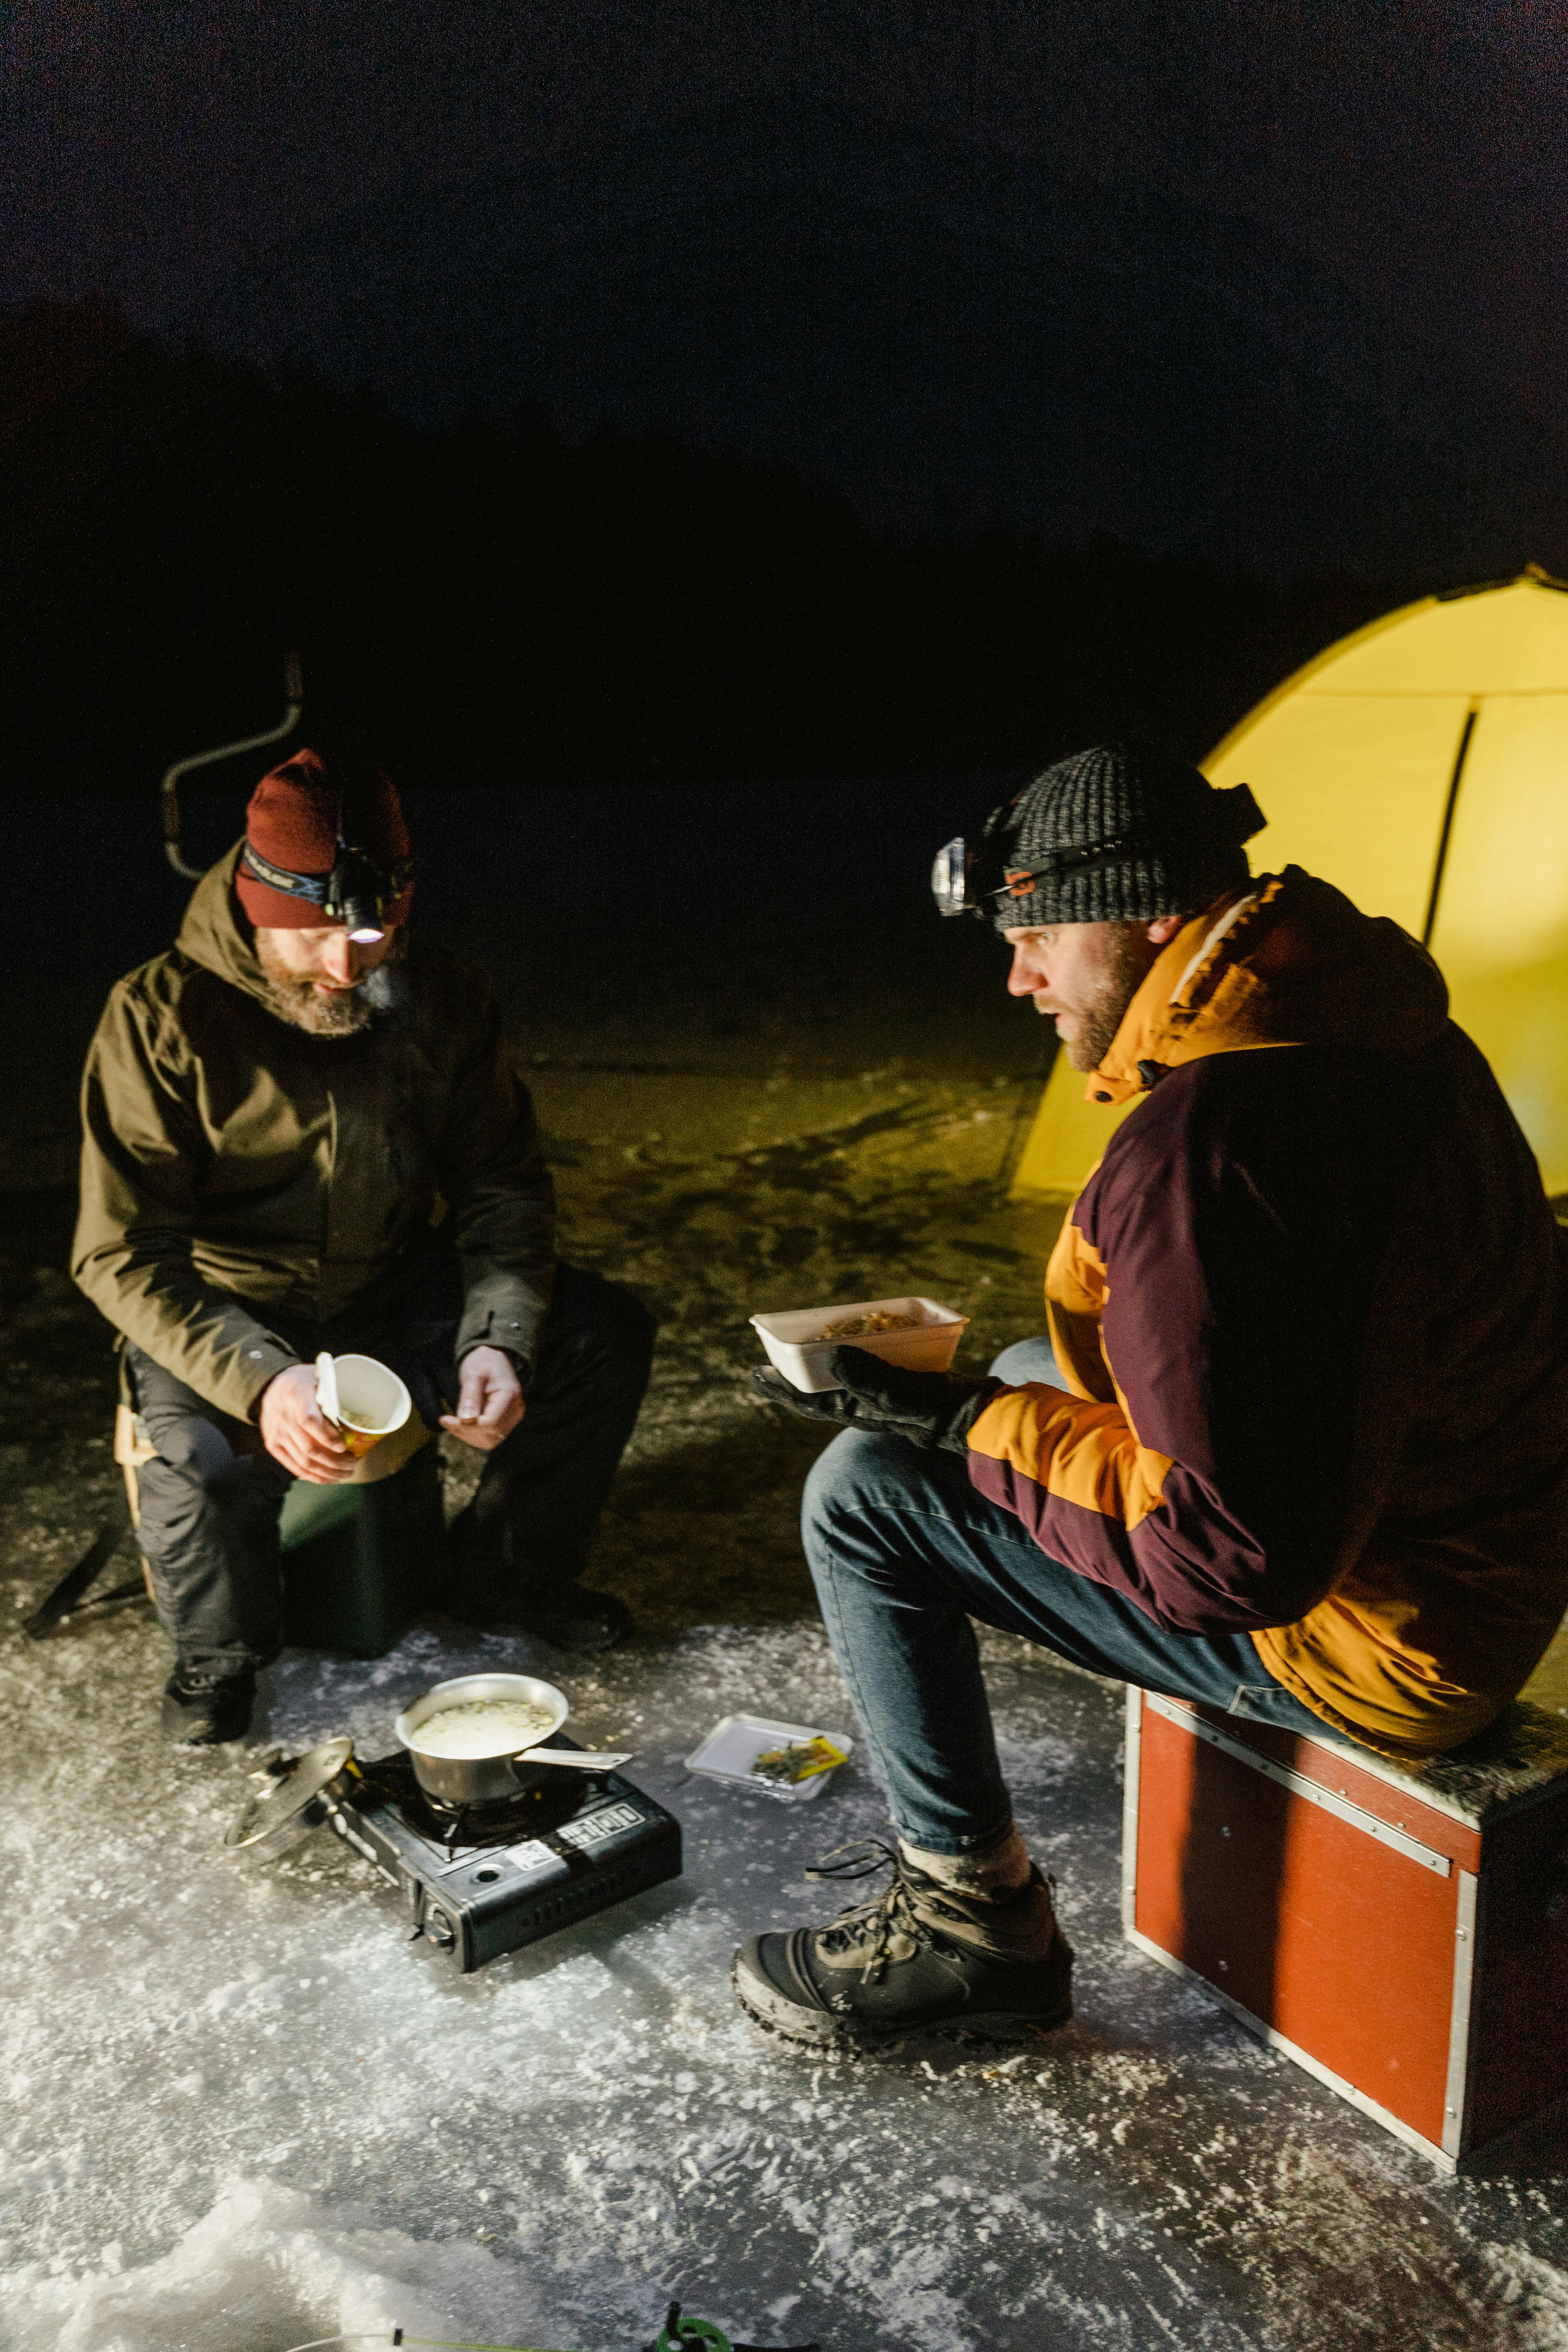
[1421,701,1480,949]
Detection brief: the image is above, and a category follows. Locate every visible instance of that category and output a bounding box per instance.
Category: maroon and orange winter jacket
[966,868,1568,1759]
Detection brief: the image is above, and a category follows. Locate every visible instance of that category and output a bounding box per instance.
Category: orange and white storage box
[1122,1688,1568,2172]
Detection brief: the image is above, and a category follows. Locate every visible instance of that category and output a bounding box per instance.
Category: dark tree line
[2,298,1397,802]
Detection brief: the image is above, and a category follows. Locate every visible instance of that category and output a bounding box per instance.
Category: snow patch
[1471,2243,1568,2349]
[4,2176,555,2352]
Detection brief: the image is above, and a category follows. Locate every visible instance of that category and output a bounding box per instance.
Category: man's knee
[134,1448,284,1583]
[987,1336,1067,1388]
[129,1347,276,1495]
[135,1405,273,1505]
[136,1437,283,1540]
[539,1264,657,1390]
[801,1430,949,1575]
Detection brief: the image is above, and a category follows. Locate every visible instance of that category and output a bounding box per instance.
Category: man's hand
[440,1345,525,1451]
[258,1363,356,1483]
[751,1346,1002,1454]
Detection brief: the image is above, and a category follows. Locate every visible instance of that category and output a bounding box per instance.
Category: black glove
[751,1345,1002,1454]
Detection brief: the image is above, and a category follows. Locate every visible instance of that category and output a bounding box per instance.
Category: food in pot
[410,1697,558,1756]
[816,1309,920,1339]
[750,1735,848,1784]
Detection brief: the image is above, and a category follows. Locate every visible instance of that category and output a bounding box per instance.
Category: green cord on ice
[655,2319,731,2352]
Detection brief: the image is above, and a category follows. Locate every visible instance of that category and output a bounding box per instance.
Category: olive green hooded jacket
[72,845,555,1422]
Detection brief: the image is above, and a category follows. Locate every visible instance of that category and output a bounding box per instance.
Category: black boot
[732,1839,1073,2051]
[445,1506,632,1653]
[458,1581,633,1653]
[162,1664,256,1746]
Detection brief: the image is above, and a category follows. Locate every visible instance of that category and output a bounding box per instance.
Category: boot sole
[731,1951,1074,2054]
[162,1697,255,1745]
[162,1715,252,1746]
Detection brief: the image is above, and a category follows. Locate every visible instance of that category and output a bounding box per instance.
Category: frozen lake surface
[5,781,1568,2350]
[8,1592,1568,2352]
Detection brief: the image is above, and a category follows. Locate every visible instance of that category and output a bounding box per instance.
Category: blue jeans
[802,1337,1358,1856]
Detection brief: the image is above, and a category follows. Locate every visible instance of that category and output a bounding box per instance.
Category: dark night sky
[5,1,1566,575]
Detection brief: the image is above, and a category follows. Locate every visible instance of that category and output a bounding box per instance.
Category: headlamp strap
[239,841,331,907]
[998,835,1139,899]
[240,838,413,915]
[992,782,1265,905]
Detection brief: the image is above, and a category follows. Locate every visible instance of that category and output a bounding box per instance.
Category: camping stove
[225,1737,682,1972]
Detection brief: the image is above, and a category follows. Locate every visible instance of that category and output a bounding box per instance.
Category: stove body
[326,1749,682,1971]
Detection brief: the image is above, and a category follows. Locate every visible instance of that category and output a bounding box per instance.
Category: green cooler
[280,1441,447,1658]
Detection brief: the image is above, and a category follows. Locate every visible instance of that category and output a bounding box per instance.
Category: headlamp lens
[931,836,971,918]
[325,844,397,941]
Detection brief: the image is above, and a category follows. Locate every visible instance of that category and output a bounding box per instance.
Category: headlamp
[239,837,416,938]
[931,778,1266,925]
[931,829,1140,922]
[324,844,397,942]
[931,836,977,918]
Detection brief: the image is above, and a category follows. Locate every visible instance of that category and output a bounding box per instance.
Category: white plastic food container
[750,1294,969,1394]
[684,1713,855,1803]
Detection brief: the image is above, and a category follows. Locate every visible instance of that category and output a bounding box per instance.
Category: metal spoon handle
[518,1746,635,1771]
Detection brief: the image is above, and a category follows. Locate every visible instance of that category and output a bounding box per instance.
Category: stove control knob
[423,1909,457,1951]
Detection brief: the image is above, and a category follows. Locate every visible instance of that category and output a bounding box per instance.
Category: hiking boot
[162,1664,257,1746]
[444,1510,632,1651]
[475,1581,633,1653]
[732,1838,1074,2051]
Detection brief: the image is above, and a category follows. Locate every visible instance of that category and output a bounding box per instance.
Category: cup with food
[749,1294,969,1393]
[314,1350,412,1457]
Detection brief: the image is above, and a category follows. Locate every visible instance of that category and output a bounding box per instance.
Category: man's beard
[1051,929,1151,1073]
[256,935,406,1035]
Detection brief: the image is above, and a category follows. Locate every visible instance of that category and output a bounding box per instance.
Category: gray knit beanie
[984,742,1265,931]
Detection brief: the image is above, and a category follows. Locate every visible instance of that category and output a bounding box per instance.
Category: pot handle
[508,1745,636,1776]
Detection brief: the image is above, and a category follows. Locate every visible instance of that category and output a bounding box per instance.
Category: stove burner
[390,1768,593,1859]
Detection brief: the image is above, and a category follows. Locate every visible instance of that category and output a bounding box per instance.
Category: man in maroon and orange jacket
[736,741,1568,2053]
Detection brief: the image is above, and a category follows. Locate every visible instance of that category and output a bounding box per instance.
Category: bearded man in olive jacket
[73,750,654,1744]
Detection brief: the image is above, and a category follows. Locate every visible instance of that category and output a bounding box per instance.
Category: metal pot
[394,1672,633,1807]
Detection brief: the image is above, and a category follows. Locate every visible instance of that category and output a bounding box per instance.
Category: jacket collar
[174,842,285,1012]
[1084,866,1450,1107]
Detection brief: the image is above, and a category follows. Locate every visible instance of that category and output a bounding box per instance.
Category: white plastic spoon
[315,1350,341,1426]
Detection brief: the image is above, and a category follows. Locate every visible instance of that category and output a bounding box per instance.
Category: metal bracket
[1143,1691,1452,1875]
[161,650,302,879]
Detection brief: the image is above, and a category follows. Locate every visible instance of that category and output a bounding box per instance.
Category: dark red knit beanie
[235,748,414,929]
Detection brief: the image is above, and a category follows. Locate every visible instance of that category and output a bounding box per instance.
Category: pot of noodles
[394,1672,634,1806]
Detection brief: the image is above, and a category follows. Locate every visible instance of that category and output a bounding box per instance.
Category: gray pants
[130,1254,655,1673]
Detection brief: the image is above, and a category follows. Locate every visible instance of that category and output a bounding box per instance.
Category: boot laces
[804,1838,938,1985]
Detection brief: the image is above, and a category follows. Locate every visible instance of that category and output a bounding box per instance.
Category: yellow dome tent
[1009,566,1568,1199]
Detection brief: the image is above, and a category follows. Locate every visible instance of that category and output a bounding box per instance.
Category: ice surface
[6,1599,1568,2352]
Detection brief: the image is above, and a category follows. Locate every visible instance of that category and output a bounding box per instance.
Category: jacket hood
[1086,866,1451,1107]
[176,842,286,1013]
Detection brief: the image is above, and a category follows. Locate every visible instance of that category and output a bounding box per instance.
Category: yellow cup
[316,1352,412,1459]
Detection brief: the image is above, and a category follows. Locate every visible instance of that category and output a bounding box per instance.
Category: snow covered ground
[7,1591,1568,2352]
[5,782,1568,2351]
